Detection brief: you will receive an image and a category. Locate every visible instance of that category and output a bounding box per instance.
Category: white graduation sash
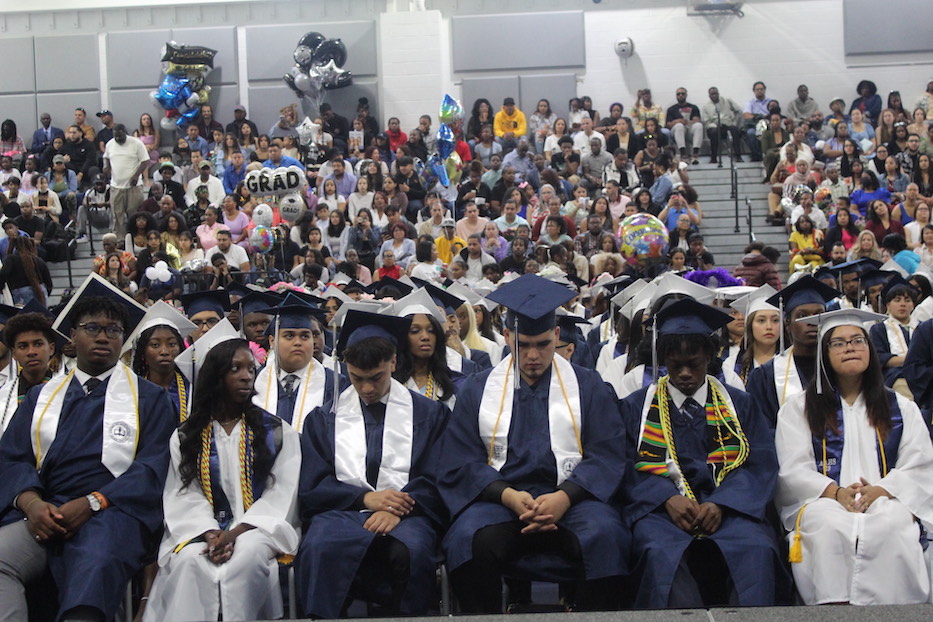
[253,357,325,433]
[32,365,140,477]
[636,376,741,496]
[884,317,916,357]
[772,348,803,407]
[333,379,414,492]
[478,355,583,485]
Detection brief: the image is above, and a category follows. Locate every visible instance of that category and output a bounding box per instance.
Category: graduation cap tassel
[651,316,659,385]
[513,314,520,390]
[273,314,281,377]
[331,321,340,414]
[778,298,785,354]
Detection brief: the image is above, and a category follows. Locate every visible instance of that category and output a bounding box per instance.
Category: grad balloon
[278,193,307,223]
[283,32,353,121]
[436,124,455,160]
[618,214,669,261]
[429,153,449,188]
[152,41,216,130]
[252,203,274,228]
[445,152,463,186]
[244,166,305,197]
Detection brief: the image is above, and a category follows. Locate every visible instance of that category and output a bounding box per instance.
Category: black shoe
[734,155,744,163]
[691,158,699,165]
[751,155,763,162]
[710,157,718,164]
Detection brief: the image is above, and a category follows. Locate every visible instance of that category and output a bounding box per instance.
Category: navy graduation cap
[765,275,839,314]
[335,309,411,356]
[181,290,231,317]
[52,273,148,341]
[486,274,576,335]
[655,297,733,336]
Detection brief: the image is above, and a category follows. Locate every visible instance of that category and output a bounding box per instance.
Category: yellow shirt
[435,234,467,265]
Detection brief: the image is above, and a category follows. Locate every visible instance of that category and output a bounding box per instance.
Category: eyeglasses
[78,322,124,339]
[192,317,221,329]
[827,335,868,351]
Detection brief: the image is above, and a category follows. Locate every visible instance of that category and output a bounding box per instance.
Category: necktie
[84,378,102,395]
[901,325,910,345]
[282,374,299,396]
[682,398,703,420]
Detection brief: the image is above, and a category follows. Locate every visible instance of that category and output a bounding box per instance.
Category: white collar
[667,378,709,411]
[74,365,117,388]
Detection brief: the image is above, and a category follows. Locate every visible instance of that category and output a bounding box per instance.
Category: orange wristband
[91,491,109,510]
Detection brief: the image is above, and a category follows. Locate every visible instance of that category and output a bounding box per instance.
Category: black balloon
[161,42,217,69]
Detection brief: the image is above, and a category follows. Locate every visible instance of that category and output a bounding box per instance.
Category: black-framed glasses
[828,336,868,351]
[78,322,124,339]
[191,317,221,329]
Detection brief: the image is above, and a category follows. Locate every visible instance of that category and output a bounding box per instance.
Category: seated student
[143,337,302,622]
[294,310,449,618]
[0,307,57,434]
[180,290,231,344]
[0,279,173,622]
[620,298,787,608]
[868,276,918,399]
[438,274,629,613]
[776,308,933,605]
[252,295,339,432]
[746,276,840,427]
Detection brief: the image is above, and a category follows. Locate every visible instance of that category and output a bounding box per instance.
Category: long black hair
[178,339,274,489]
[804,326,891,440]
[131,324,184,376]
[393,314,456,400]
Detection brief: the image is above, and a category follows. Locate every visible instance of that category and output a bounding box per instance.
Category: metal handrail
[746,198,755,243]
[731,143,740,233]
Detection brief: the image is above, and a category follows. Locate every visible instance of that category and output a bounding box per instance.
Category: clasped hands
[830,477,891,513]
[23,492,92,543]
[501,487,571,534]
[665,495,722,536]
[362,489,415,535]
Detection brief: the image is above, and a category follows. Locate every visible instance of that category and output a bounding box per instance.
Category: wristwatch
[85,493,103,512]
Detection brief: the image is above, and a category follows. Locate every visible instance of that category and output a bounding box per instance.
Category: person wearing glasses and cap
[746,276,840,427]
[775,308,933,605]
[294,309,449,618]
[620,298,787,608]
[0,274,174,622]
[181,290,230,344]
[437,274,629,613]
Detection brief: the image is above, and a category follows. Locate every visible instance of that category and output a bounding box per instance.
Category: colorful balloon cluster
[150,42,217,131]
[419,94,464,189]
[283,32,353,121]
[618,214,669,262]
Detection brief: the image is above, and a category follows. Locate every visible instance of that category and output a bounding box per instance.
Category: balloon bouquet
[283,31,353,122]
[418,94,465,189]
[150,42,217,132]
[243,165,308,261]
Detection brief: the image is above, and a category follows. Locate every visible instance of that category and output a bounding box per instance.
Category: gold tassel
[789,503,808,563]
[788,531,802,563]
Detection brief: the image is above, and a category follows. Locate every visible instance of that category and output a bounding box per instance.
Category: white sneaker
[75,234,88,243]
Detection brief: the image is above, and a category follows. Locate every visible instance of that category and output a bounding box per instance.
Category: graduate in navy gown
[252,294,339,433]
[620,298,788,608]
[868,276,919,394]
[437,274,630,614]
[746,276,839,427]
[0,281,174,622]
[295,310,449,618]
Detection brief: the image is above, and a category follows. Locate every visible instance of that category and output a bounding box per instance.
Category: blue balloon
[153,74,192,111]
[436,124,455,161]
[429,153,449,188]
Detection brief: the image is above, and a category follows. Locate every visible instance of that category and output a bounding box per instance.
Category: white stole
[253,357,325,433]
[32,365,140,477]
[333,379,414,492]
[772,348,803,407]
[478,355,583,485]
[884,318,916,357]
